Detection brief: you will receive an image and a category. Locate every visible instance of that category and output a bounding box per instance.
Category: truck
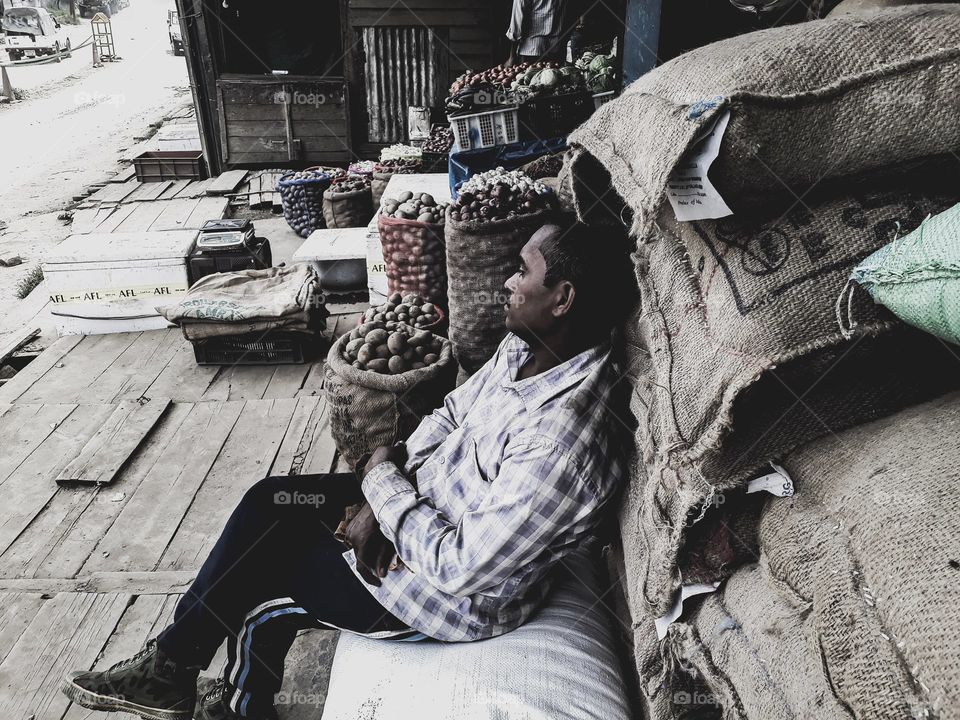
[1,6,71,62]
[167,9,183,56]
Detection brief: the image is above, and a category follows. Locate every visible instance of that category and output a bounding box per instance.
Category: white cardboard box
[293,227,368,292]
[42,230,197,336]
[367,173,451,304]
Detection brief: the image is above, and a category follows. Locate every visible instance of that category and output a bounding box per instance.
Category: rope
[0,33,93,68]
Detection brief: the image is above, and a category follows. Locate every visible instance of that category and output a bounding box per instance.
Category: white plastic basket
[448,106,519,152]
[592,91,615,110]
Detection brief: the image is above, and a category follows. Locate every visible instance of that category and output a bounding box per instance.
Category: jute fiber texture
[324,333,456,469]
[322,186,374,229]
[624,176,960,614]
[565,4,960,239]
[445,209,553,374]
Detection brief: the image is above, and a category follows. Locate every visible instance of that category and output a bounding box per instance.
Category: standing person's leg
[63,473,403,720]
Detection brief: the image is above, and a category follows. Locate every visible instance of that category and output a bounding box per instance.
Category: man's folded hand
[344,502,396,586]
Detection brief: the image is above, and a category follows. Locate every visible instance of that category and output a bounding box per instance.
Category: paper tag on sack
[746,462,794,498]
[655,582,721,640]
[666,109,734,222]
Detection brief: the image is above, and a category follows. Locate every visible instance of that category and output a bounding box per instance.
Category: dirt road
[0,0,191,304]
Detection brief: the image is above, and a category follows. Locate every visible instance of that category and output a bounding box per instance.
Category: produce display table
[365,173,451,305]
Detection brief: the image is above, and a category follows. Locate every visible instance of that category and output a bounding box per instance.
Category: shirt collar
[501,333,610,411]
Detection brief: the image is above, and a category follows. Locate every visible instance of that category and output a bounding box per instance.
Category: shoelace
[107,640,156,672]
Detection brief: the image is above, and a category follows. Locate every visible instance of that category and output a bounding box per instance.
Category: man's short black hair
[537,215,638,331]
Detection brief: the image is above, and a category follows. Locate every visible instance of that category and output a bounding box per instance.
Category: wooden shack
[174,0,510,175]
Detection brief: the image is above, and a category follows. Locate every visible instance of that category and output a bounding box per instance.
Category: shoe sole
[62,677,193,720]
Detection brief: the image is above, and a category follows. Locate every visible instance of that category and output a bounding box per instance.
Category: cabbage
[589,55,611,73]
[537,69,561,88]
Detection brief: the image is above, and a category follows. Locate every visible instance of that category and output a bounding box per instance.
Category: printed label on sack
[746,462,794,497]
[48,283,189,304]
[655,582,721,640]
[666,109,733,222]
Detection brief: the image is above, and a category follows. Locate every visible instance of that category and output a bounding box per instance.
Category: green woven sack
[841,203,960,345]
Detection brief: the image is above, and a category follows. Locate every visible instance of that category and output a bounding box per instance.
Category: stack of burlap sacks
[564,6,960,718]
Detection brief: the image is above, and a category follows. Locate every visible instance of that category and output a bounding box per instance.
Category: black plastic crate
[192,331,314,366]
[133,151,207,182]
[518,92,594,140]
[188,237,272,285]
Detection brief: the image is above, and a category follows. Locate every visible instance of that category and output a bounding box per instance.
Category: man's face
[503,227,566,342]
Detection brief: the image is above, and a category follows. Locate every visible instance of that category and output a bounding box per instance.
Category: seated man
[61,219,636,720]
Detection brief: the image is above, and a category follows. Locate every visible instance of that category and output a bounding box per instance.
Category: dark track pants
[156,474,408,717]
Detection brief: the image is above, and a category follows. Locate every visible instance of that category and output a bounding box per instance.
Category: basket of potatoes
[378,191,451,305]
[324,315,456,469]
[322,174,374,229]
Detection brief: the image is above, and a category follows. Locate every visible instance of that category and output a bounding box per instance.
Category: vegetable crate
[448,106,520,152]
[192,331,313,365]
[593,91,616,110]
[518,92,593,141]
[133,151,206,182]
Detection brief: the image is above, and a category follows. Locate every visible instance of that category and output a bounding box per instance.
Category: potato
[346,338,365,356]
[349,327,362,341]
[397,191,413,202]
[388,355,407,374]
[402,348,416,362]
[357,345,373,365]
[389,292,402,304]
[423,353,439,365]
[411,361,425,370]
[414,345,428,358]
[352,360,363,369]
[365,328,389,346]
[385,311,397,321]
[386,332,407,354]
[375,343,391,359]
[367,358,389,373]
[421,302,435,315]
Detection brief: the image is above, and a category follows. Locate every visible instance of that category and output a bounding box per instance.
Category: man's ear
[553,281,576,318]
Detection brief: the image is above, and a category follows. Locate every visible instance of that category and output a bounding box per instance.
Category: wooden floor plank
[300,398,339,475]
[0,591,129,720]
[0,403,195,581]
[83,329,181,403]
[88,179,139,204]
[0,327,40,366]
[122,181,172,203]
[0,573,195,595]
[295,361,326,399]
[113,201,168,233]
[179,178,214,198]
[0,335,84,404]
[206,169,248,196]
[147,197,201,232]
[183,196,228,229]
[248,173,263,208]
[143,339,220,402]
[56,399,171,486]
[262,365,312,400]
[0,593,47,666]
[158,398,298,572]
[0,404,116,558]
[69,206,115,234]
[91,202,137,233]
[200,364,277,401]
[81,401,245,575]
[17,333,140,405]
[269,396,321,477]
[108,166,137,184]
[0,403,79,486]
[158,178,191,200]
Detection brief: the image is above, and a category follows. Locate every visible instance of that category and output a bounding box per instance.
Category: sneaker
[61,639,198,720]
[196,678,278,720]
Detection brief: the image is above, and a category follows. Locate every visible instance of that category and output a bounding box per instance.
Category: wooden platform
[0,309,363,719]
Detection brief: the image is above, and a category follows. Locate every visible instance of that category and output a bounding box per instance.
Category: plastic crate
[448,106,519,152]
[187,237,272,285]
[133,151,206,182]
[593,91,616,110]
[192,331,313,366]
[518,92,593,140]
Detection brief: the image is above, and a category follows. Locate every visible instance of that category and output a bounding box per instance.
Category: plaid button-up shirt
[345,333,625,642]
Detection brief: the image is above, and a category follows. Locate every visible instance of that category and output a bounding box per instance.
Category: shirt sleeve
[506,0,532,41]
[361,436,598,597]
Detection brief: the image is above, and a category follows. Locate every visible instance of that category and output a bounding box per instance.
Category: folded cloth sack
[841,200,960,346]
[320,545,631,720]
[158,265,325,338]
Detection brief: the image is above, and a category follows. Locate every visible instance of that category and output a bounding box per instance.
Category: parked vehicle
[1,6,71,61]
[167,9,183,56]
[78,0,127,19]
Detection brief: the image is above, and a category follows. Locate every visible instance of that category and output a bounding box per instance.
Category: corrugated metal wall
[362,26,448,143]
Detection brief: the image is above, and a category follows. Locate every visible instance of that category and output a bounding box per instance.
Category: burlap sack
[322,186,374,229]
[371,171,393,209]
[444,209,553,374]
[625,174,960,614]
[752,390,960,719]
[323,333,457,469]
[377,214,447,305]
[565,5,960,238]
